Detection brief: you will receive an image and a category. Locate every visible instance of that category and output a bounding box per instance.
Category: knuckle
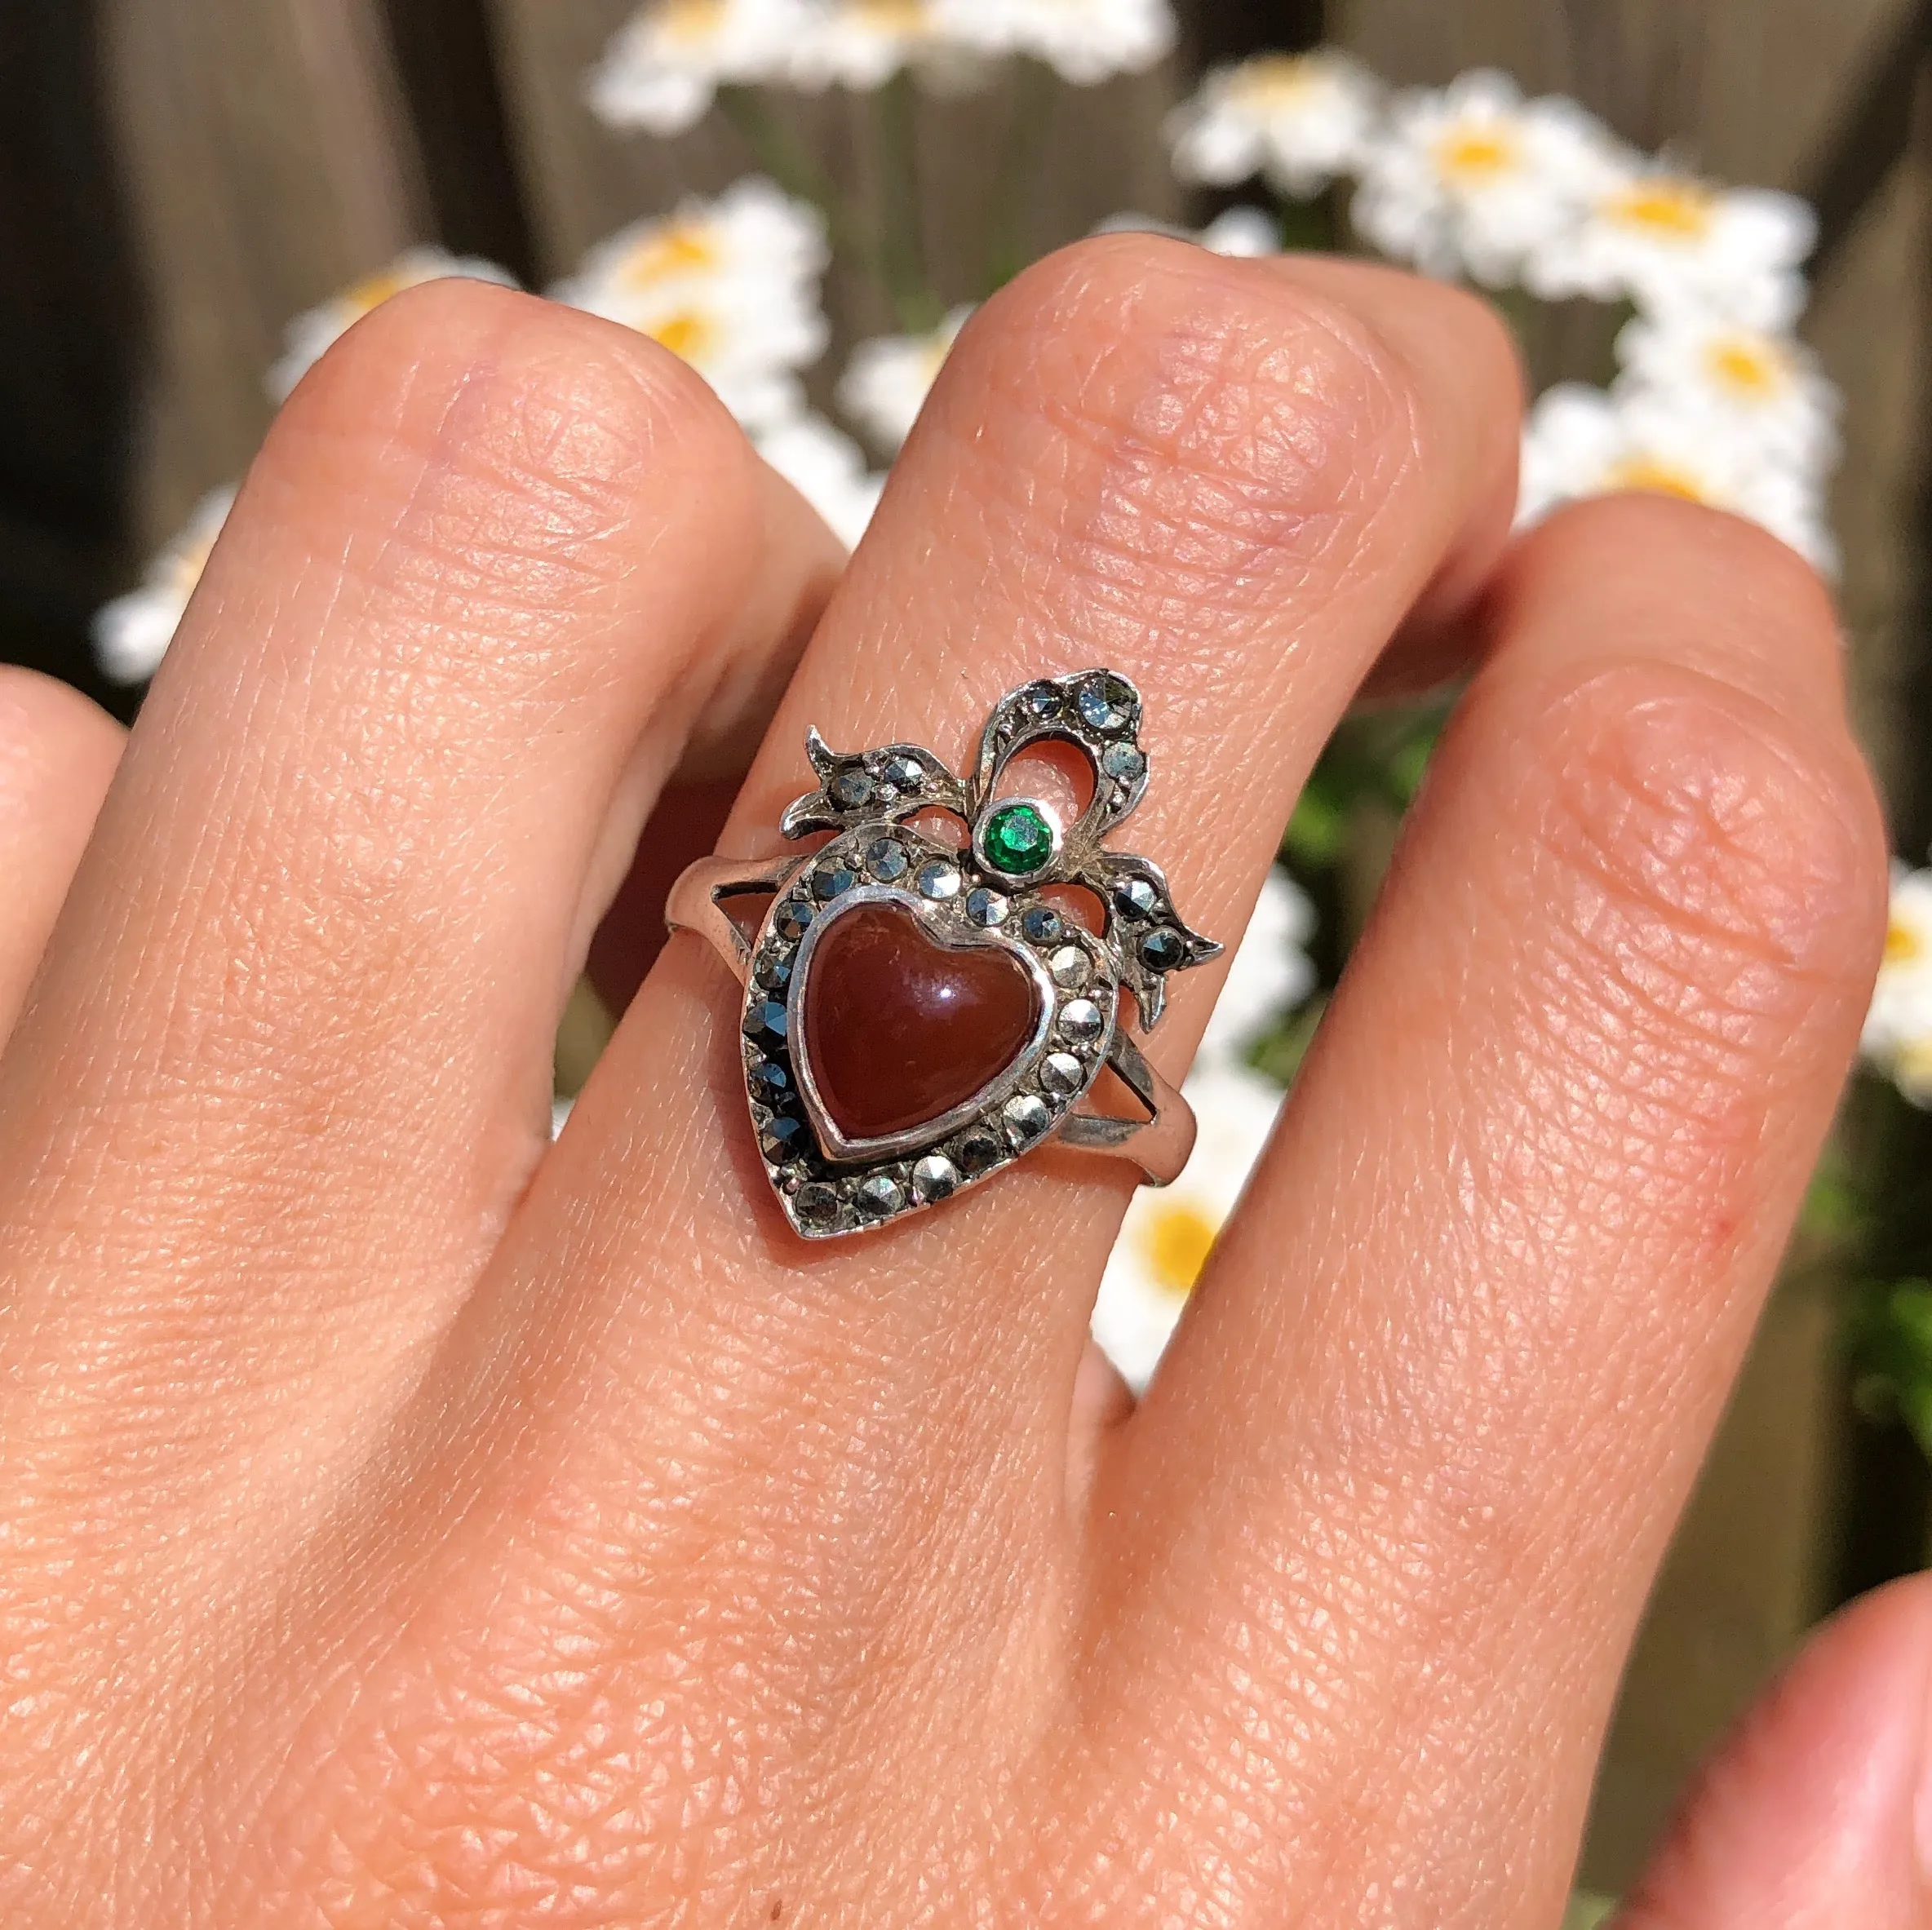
[268,280,760,675]
[1478,661,1885,1234]
[935,235,1425,625]
[1529,663,1877,1006]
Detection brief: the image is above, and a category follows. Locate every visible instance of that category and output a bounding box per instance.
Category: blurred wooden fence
[2,0,1929,1899]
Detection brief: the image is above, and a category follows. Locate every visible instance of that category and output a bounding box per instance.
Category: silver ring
[667,671,1220,1239]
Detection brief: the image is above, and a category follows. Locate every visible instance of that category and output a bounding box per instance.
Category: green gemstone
[983,801,1055,876]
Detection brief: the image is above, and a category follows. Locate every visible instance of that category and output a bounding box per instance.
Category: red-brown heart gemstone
[801,902,1040,1141]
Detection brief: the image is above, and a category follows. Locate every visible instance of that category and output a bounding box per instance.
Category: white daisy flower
[756,414,886,549]
[555,178,826,309]
[1195,206,1280,256]
[1527,168,1816,329]
[936,0,1176,86]
[1091,864,1314,1390]
[1890,1038,1932,1109]
[586,0,801,135]
[1090,206,1278,256]
[1615,311,1840,471]
[1092,1063,1283,1391]
[1167,51,1380,197]
[782,0,991,93]
[1352,69,1624,286]
[555,183,830,433]
[1198,865,1316,1068]
[1518,383,1838,576]
[267,249,518,401]
[92,487,236,684]
[836,303,973,454]
[583,280,825,430]
[1863,867,1932,1107]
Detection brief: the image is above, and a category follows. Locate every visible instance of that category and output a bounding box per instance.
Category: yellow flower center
[845,0,927,28]
[1605,455,1713,503]
[1434,124,1522,184]
[1141,1203,1220,1299]
[166,533,219,599]
[1609,179,1716,241]
[1704,335,1787,400]
[1894,1035,1932,1098]
[654,0,728,43]
[645,310,715,361]
[339,265,413,317]
[1230,55,1321,109]
[1887,918,1925,967]
[621,222,722,288]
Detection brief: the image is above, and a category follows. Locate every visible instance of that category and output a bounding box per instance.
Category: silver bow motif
[667,670,1220,1239]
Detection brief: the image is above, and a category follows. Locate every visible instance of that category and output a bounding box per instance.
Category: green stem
[716,86,887,296]
[982,58,1056,295]
[875,72,942,331]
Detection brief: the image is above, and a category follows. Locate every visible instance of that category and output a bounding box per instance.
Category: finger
[1102,497,1888,1925]
[0,668,122,1037]
[1615,1574,1932,1930]
[374,241,1522,1912]
[0,281,841,1516]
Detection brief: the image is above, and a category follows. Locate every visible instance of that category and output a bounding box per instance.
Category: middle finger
[460,241,1520,1722]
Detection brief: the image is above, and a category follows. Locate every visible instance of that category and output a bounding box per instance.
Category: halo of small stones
[741,822,1117,1239]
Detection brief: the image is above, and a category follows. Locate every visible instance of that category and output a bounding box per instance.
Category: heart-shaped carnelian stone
[802,903,1039,1140]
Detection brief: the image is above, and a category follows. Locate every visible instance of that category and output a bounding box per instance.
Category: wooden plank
[485,0,1186,370]
[1577,1282,1849,1892]
[1331,0,1908,179]
[100,0,434,547]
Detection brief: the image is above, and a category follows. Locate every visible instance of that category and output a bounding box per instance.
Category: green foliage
[1248,994,1327,1088]
[1850,1280,1932,1462]
[1283,703,1446,871]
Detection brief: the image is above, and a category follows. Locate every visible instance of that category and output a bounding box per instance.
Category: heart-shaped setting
[739,825,1119,1237]
[676,672,1224,1239]
[800,903,1041,1142]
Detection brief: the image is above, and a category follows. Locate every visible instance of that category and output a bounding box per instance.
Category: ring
[667,671,1220,1239]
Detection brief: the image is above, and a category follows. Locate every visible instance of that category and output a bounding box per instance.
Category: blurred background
[1,0,1929,1904]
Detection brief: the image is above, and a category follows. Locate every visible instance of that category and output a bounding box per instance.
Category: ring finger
[405,237,1523,1910]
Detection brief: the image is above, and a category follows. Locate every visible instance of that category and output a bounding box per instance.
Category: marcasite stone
[1048,945,1091,989]
[800,903,1039,1141]
[1058,998,1103,1044]
[866,838,909,881]
[794,1182,840,1228]
[855,1175,904,1220]
[955,1130,1003,1174]
[911,1155,958,1203]
[1040,1051,1083,1096]
[1076,675,1136,734]
[1138,927,1186,971]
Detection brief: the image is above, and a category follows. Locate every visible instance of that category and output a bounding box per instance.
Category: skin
[0,236,1916,1927]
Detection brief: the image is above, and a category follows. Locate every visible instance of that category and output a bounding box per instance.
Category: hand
[0,239,1904,1927]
